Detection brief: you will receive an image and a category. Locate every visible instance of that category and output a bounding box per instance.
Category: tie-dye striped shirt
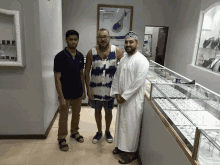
[90,45,117,101]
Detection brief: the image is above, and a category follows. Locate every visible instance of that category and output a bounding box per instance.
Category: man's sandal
[112,147,124,154]
[58,139,69,152]
[70,132,84,143]
[118,154,137,164]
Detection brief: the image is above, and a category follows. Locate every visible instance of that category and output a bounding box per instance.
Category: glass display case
[145,60,192,98]
[150,83,220,165]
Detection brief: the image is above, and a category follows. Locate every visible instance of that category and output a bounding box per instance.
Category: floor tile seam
[22,141,37,165]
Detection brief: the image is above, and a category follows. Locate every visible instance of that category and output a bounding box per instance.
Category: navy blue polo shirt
[53,47,84,100]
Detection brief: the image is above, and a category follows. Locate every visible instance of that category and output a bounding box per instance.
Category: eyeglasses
[97,36,109,39]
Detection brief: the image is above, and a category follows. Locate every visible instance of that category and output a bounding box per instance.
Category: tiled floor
[0,106,139,165]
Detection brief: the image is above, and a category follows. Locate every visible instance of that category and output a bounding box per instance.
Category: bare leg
[105,109,112,132]
[95,108,102,133]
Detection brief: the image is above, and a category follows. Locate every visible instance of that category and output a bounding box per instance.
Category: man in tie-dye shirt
[85,28,123,144]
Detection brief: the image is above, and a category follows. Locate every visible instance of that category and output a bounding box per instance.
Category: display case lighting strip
[152,84,197,128]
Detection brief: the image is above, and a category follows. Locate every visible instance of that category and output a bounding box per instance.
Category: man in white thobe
[110,31,149,164]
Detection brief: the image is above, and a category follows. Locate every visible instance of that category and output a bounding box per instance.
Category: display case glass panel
[145,61,192,97]
[151,83,220,154]
[149,59,164,68]
[198,129,220,165]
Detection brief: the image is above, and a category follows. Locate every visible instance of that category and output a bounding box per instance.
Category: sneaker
[92,132,102,144]
[105,131,113,143]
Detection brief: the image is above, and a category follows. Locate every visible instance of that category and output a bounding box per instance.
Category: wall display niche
[97,4,133,51]
[195,5,220,73]
[0,8,24,67]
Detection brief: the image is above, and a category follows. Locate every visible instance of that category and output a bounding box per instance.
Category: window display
[195,5,220,73]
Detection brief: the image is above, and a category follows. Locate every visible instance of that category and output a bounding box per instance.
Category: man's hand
[115,94,126,104]
[115,94,120,103]
[82,92,86,100]
[118,95,125,104]
[87,88,94,100]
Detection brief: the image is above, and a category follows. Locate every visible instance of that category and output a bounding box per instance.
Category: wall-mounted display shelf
[0,8,24,67]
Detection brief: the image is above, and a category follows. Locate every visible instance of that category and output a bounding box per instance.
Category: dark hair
[98,28,109,35]
[66,30,79,39]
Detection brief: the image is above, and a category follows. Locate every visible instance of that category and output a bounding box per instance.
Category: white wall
[0,0,44,134]
[39,0,62,132]
[62,0,178,57]
[145,27,153,34]
[165,0,201,74]
[0,0,62,135]
[165,0,220,95]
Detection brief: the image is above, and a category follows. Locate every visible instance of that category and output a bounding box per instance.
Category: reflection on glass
[198,134,220,165]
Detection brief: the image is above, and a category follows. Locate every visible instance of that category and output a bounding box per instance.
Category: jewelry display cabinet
[0,8,24,67]
[145,60,192,99]
[139,60,220,165]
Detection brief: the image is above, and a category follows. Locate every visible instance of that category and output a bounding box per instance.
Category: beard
[125,47,136,55]
[98,41,109,50]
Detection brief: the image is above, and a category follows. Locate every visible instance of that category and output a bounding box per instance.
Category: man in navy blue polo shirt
[54,30,85,152]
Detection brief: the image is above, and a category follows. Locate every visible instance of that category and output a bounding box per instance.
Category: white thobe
[110,51,149,152]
